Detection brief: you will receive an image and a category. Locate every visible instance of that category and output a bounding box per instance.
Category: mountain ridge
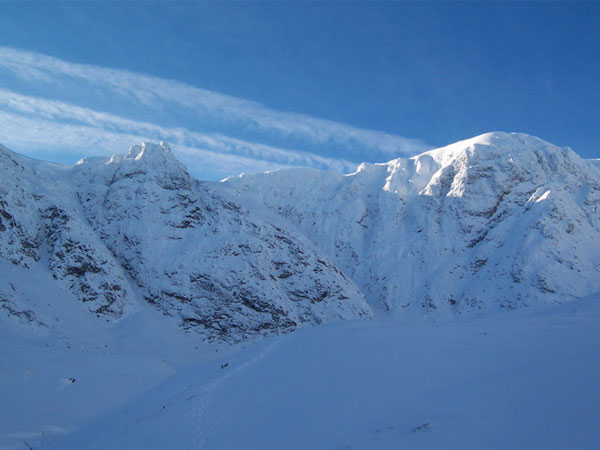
[223,132,600,314]
[1,132,599,341]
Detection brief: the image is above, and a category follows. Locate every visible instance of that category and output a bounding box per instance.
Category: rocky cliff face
[0,144,136,319]
[0,142,371,341]
[1,133,599,340]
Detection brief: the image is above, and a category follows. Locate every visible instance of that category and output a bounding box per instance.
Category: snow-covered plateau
[1,131,599,449]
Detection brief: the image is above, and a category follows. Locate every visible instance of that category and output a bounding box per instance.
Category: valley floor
[2,294,600,449]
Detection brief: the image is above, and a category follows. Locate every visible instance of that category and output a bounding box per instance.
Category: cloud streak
[0,46,429,159]
[0,90,356,180]
[0,109,298,180]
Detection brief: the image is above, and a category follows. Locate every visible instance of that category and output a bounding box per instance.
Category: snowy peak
[76,141,184,173]
[75,141,192,192]
[126,141,176,164]
[374,132,593,200]
[420,132,563,161]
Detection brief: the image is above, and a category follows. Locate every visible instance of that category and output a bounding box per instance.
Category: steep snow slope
[0,255,231,449]
[0,144,137,318]
[0,142,371,342]
[41,294,600,450]
[224,132,600,314]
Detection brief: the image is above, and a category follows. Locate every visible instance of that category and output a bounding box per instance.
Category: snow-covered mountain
[1,132,599,343]
[224,132,600,314]
[3,132,600,449]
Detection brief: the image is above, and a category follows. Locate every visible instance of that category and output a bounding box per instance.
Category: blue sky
[0,2,599,180]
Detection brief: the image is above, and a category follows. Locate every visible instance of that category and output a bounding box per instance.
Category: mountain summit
[1,133,599,340]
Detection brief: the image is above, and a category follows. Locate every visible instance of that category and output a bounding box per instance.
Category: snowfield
[2,294,600,449]
[1,131,599,448]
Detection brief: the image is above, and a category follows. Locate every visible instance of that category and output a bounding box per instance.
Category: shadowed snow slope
[41,293,600,450]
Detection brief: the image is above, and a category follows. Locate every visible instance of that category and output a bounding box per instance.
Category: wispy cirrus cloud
[0,46,429,179]
[0,110,298,179]
[0,92,355,180]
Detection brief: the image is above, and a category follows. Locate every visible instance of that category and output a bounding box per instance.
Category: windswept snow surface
[31,293,600,450]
